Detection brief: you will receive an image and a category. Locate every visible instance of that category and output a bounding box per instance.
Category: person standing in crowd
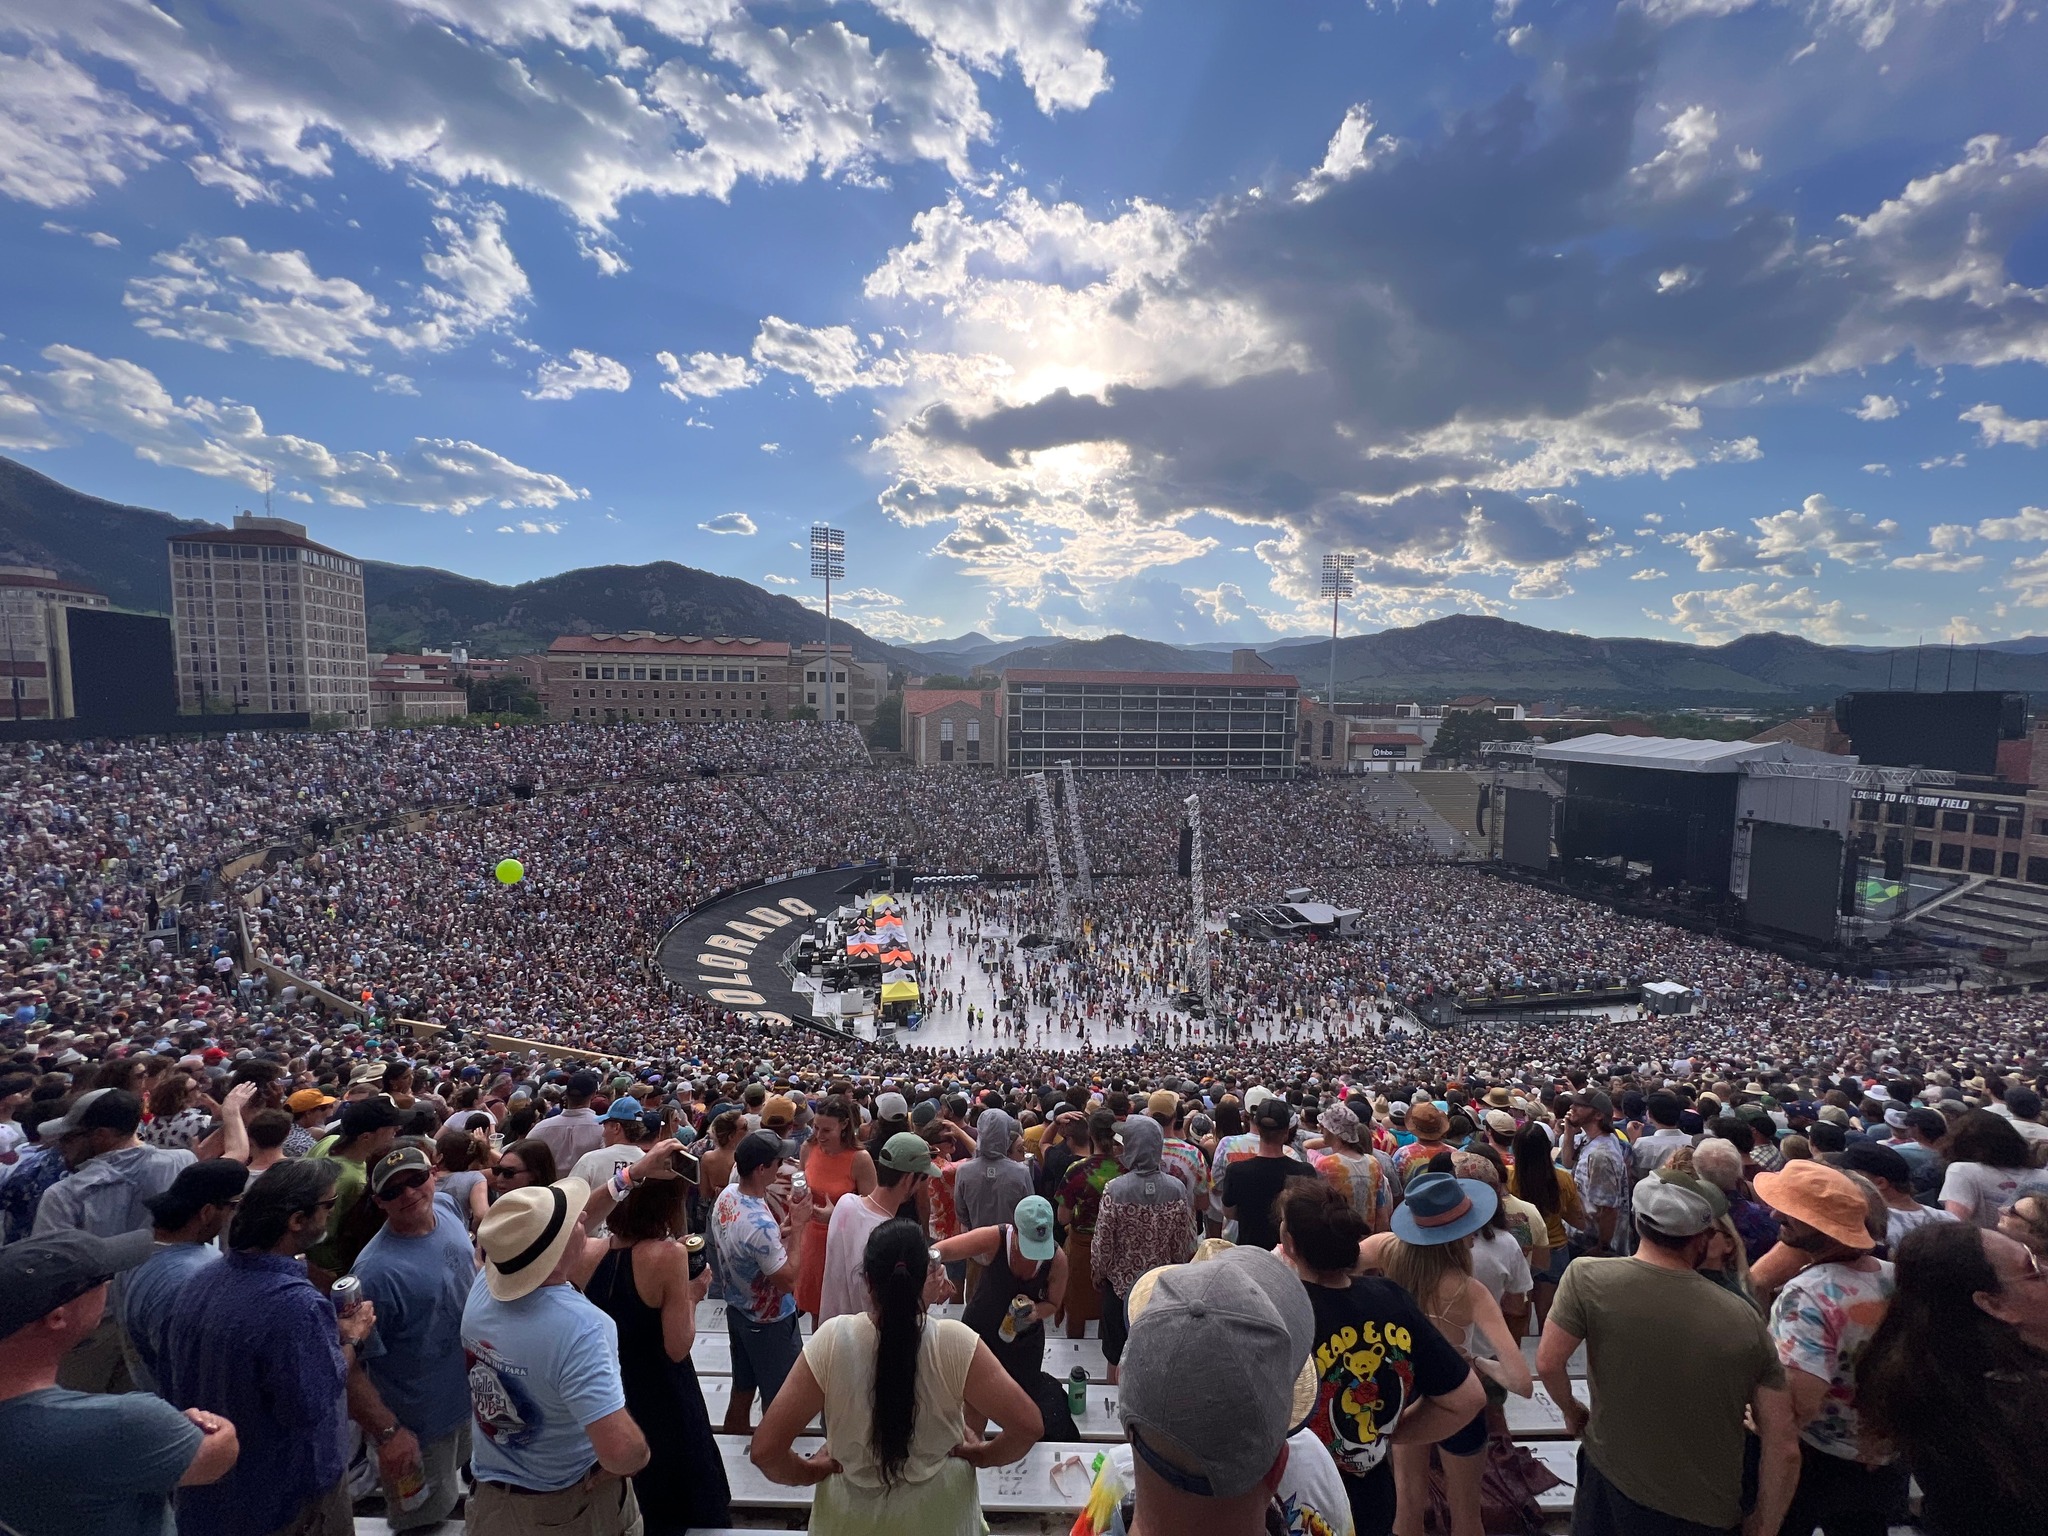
[1558,1090,1629,1256]
[1312,1100,1388,1233]
[284,1088,337,1158]
[120,1158,249,1394]
[1507,1122,1584,1326]
[569,1156,730,1535]
[529,1069,607,1170]
[305,1096,403,1283]
[0,1229,241,1536]
[942,1194,1067,1398]
[1279,1179,1482,1536]
[465,1175,651,1536]
[713,1130,804,1434]
[164,1158,373,1536]
[1360,1171,1531,1536]
[1835,1141,1953,1250]
[1149,1090,1213,1224]
[32,1087,199,1392]
[1221,1095,1320,1250]
[1856,1222,2048,1536]
[1938,1109,2035,1228]
[1630,1093,1690,1178]
[0,1097,75,1244]
[1055,1109,1124,1338]
[1751,1159,1903,1536]
[433,1125,492,1231]
[820,1131,934,1326]
[1092,1115,1196,1383]
[1538,1176,1799,1536]
[752,1218,1043,1532]
[488,1137,558,1201]
[569,1096,652,1191]
[345,1145,477,1533]
[954,1107,1033,1272]
[795,1100,876,1325]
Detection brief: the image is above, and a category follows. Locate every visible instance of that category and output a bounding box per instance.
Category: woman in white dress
[750,1217,1042,1535]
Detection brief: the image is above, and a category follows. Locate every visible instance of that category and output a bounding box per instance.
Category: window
[2030,858,2048,885]
[600,666,615,680]
[1974,813,2002,836]
[2005,818,2023,840]
[2001,850,2020,878]
[632,666,647,681]
[1939,810,1965,832]
[1911,839,1932,864]
[1937,843,1966,869]
[1969,846,1997,874]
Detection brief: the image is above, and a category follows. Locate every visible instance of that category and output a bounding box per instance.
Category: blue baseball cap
[602,1097,643,1122]
[1014,1195,1056,1262]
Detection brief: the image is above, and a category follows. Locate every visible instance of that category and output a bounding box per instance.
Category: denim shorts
[726,1310,801,1403]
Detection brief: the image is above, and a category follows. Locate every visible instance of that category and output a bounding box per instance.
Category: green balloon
[494,859,525,885]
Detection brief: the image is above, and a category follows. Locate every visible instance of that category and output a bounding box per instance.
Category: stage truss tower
[1058,760,1093,900]
[1029,772,1074,942]
[1183,791,1215,1022]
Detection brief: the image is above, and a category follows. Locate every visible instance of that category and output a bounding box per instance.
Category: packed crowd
[0,720,2045,1536]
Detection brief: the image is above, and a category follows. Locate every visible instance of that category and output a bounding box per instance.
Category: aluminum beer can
[330,1275,364,1315]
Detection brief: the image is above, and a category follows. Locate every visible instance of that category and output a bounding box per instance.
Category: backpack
[1028,1370,1081,1443]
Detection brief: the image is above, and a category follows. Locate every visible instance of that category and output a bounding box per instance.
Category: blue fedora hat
[1390,1171,1497,1245]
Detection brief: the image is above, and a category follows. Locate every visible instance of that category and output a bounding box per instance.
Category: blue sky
[3,0,2046,650]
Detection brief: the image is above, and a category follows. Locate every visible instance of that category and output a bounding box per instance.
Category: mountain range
[12,454,2048,707]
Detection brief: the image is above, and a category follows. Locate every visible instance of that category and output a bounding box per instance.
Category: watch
[371,1422,402,1447]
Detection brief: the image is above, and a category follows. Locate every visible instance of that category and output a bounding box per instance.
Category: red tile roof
[904,688,996,717]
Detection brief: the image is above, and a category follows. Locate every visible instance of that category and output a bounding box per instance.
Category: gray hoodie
[956,1109,1034,1233]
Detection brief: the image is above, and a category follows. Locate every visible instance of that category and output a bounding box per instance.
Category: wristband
[609,1168,632,1204]
[372,1422,402,1447]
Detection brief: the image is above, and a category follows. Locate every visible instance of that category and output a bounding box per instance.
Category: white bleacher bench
[716,1435,1579,1517]
[704,1375,1129,1441]
[694,1296,1099,1338]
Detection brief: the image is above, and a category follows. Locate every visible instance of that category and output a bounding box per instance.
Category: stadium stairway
[1904,876,2048,962]
[1405,770,1488,857]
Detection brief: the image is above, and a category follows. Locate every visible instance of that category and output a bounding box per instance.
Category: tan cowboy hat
[478,1177,592,1301]
[1130,1239,1320,1430]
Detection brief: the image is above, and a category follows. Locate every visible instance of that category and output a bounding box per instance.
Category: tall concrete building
[168,514,369,724]
[0,567,111,720]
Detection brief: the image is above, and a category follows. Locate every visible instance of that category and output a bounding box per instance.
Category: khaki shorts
[467,1470,642,1536]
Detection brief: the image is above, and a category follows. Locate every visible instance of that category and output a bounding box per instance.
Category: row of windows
[173,544,359,575]
[1857,801,2021,836]
[579,664,760,683]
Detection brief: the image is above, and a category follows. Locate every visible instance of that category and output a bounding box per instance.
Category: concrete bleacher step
[693,1298,1100,1340]
[691,1330,1118,1383]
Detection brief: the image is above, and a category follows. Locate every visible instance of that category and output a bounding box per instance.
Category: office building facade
[0,567,111,720]
[168,515,369,723]
[1002,669,1300,778]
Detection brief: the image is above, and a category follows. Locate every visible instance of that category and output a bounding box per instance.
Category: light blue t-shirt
[352,1204,479,1440]
[712,1185,795,1324]
[120,1241,220,1395]
[460,1271,625,1492]
[0,1387,200,1536]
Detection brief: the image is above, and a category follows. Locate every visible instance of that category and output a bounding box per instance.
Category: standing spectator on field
[1558,1090,1629,1256]
[712,1131,803,1432]
[120,1159,249,1394]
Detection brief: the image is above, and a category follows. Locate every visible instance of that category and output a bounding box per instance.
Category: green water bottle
[1067,1366,1088,1417]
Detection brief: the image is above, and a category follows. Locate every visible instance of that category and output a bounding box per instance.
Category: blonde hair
[1380,1232,1472,1319]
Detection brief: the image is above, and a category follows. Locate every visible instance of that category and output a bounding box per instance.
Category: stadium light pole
[1321,553,1354,707]
[809,524,845,726]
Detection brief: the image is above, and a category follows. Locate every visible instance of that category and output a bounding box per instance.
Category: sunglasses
[492,1164,528,1180]
[379,1173,431,1199]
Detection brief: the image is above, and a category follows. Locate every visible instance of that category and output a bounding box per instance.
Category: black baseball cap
[143,1159,250,1228]
[338,1098,404,1138]
[1253,1096,1294,1132]
[0,1230,152,1340]
[735,1130,788,1177]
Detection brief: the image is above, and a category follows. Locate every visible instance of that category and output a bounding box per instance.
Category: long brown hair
[1379,1233,1472,1317]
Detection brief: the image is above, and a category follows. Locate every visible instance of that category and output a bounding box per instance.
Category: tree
[463,672,540,718]
[1432,709,1527,762]
[912,674,977,690]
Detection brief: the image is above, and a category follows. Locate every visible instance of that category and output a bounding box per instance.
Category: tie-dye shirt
[1767,1258,1896,1461]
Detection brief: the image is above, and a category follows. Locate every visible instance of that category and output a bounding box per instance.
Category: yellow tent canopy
[879,980,920,1005]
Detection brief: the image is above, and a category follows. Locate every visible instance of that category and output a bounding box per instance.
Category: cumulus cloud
[750,317,897,396]
[1661,582,1879,643]
[1673,495,1897,579]
[1629,567,1669,580]
[657,350,759,401]
[698,512,757,535]
[123,204,529,372]
[1976,506,2048,541]
[526,349,632,401]
[1851,394,1901,420]
[0,343,582,513]
[497,519,564,534]
[0,0,1116,226]
[1961,402,2048,448]
[1889,523,1983,572]
[823,24,2048,631]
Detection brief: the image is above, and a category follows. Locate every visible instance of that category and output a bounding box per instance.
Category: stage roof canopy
[1530,734,1851,774]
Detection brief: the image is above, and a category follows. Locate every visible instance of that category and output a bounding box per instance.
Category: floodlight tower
[1321,553,1355,707]
[809,523,845,725]
[1058,759,1092,900]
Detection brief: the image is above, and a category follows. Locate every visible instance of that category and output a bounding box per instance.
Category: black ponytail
[863,1218,928,1488]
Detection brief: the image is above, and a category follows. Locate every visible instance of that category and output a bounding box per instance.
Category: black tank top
[960,1225,1051,1339]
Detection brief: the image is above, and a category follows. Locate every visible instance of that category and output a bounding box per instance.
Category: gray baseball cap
[1118,1245,1314,1499]
[0,1230,153,1340]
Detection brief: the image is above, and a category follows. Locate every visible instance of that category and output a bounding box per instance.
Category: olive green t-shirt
[1552,1256,1785,1530]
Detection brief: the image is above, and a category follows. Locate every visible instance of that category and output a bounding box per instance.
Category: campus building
[0,567,111,720]
[1001,668,1300,778]
[167,515,369,724]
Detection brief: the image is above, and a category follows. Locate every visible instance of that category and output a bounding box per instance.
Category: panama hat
[478,1177,592,1301]
[1390,1171,1497,1245]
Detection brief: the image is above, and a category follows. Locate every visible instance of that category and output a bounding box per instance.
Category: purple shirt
[162,1252,348,1536]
